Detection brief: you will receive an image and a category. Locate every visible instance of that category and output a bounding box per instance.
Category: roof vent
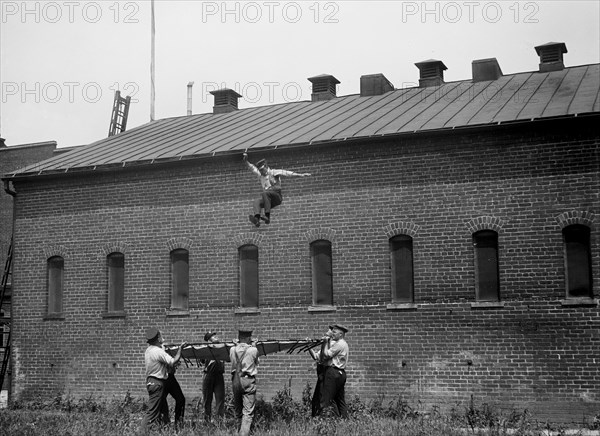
[360,73,394,96]
[308,74,340,102]
[534,42,567,72]
[472,58,503,82]
[415,59,447,87]
[210,88,242,114]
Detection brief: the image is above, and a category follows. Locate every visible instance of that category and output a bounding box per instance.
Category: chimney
[471,58,503,82]
[308,74,340,102]
[187,82,194,115]
[360,73,394,96]
[210,88,242,114]
[415,59,447,87]
[535,42,567,72]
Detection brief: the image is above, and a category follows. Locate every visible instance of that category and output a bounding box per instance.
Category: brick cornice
[465,216,505,234]
[555,210,595,229]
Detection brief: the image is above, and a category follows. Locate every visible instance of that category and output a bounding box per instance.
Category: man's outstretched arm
[243,152,260,176]
[272,169,311,177]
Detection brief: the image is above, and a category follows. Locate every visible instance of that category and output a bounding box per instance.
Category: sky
[1,0,599,148]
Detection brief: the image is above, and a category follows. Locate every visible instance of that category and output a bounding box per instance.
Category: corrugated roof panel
[348,88,429,137]
[397,82,471,132]
[288,95,375,144]
[492,72,548,122]
[165,104,281,156]
[225,101,320,150]
[380,83,463,134]
[448,81,512,127]
[92,117,207,164]
[419,81,478,130]
[153,106,271,158]
[321,89,406,139]
[568,64,600,114]
[330,89,413,139]
[457,75,516,126]
[5,63,599,178]
[220,101,316,151]
[518,69,568,120]
[266,96,362,147]
[542,66,587,117]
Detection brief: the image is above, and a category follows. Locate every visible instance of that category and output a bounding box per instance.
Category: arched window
[390,235,414,303]
[171,249,189,310]
[311,240,333,306]
[47,256,64,314]
[239,244,259,308]
[473,230,500,301]
[562,224,592,299]
[107,252,125,312]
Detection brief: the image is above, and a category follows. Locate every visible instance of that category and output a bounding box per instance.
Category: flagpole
[150,0,156,121]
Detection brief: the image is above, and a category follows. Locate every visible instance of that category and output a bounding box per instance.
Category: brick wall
[8,116,600,423]
[0,142,58,270]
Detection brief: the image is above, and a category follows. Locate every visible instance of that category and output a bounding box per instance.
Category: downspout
[3,179,16,197]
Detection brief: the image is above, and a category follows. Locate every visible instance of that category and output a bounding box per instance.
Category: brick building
[2,42,599,423]
[0,139,71,406]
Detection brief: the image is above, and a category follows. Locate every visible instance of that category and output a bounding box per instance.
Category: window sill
[560,298,598,307]
[308,305,337,313]
[235,307,260,314]
[165,309,190,317]
[471,301,504,309]
[387,303,418,311]
[44,313,65,320]
[102,311,127,319]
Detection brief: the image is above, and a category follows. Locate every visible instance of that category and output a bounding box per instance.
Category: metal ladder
[0,236,13,392]
[108,90,132,137]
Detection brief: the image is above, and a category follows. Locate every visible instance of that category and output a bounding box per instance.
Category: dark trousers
[162,373,185,425]
[311,364,326,417]
[140,376,167,433]
[202,372,225,421]
[253,189,282,216]
[319,367,348,418]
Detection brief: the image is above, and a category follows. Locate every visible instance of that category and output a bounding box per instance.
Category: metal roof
[5,63,600,178]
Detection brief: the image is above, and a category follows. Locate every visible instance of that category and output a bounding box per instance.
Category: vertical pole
[150,0,156,121]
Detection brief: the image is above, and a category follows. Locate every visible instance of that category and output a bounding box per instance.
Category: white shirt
[145,345,176,379]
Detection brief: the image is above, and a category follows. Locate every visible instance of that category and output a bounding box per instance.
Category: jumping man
[243,152,311,227]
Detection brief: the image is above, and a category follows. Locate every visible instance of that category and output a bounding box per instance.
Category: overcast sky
[1,0,599,148]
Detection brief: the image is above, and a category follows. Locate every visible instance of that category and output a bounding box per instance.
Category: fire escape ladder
[0,236,13,392]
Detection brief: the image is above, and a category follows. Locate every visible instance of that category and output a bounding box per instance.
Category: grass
[1,385,598,436]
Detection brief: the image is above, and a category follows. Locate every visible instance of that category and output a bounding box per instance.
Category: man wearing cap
[201,331,225,422]
[140,327,187,433]
[309,324,349,418]
[230,329,260,436]
[243,152,311,227]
